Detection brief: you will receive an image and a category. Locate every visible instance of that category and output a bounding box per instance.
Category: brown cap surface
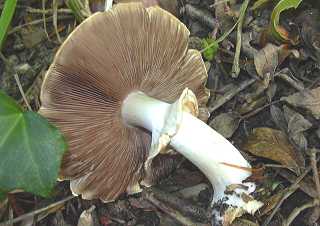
[40,2,209,201]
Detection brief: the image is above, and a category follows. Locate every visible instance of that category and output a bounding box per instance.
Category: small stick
[274,68,305,91]
[14,73,32,111]
[262,163,316,226]
[0,196,74,226]
[183,4,219,29]
[52,0,62,43]
[279,169,318,198]
[143,188,209,226]
[310,150,320,200]
[231,0,250,78]
[282,199,320,226]
[42,0,51,41]
[7,15,73,35]
[0,52,32,111]
[26,7,72,14]
[208,78,256,114]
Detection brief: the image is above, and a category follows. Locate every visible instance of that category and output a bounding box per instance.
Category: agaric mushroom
[40,2,262,225]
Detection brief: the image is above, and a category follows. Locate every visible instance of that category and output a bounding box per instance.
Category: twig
[231,0,250,78]
[8,15,73,35]
[0,196,74,226]
[282,199,320,226]
[52,0,62,43]
[279,169,318,198]
[0,52,31,111]
[183,4,219,29]
[310,150,320,200]
[262,163,316,226]
[26,6,72,14]
[42,0,51,41]
[14,73,32,111]
[274,68,305,91]
[143,188,209,226]
[208,78,256,114]
[240,99,282,120]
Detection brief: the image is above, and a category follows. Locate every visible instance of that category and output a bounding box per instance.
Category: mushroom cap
[40,2,209,201]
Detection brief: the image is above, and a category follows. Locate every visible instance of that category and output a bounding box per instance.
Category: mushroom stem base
[121,90,262,224]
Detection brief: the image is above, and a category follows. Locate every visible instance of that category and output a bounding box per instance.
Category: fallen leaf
[283,105,312,151]
[209,113,240,138]
[295,9,320,62]
[242,127,305,174]
[281,86,320,119]
[270,105,287,132]
[254,44,279,79]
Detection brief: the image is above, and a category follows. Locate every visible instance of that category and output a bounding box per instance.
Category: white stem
[122,91,255,206]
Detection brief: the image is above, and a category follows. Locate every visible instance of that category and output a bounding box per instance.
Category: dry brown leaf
[209,113,240,138]
[281,86,320,119]
[242,127,305,174]
[283,106,312,151]
[254,43,279,78]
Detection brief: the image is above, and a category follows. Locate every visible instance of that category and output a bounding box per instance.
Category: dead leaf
[283,105,312,151]
[254,44,298,88]
[270,105,287,132]
[281,86,320,119]
[254,44,279,79]
[242,127,305,174]
[209,113,241,138]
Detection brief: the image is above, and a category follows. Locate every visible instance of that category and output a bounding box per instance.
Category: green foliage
[200,20,239,61]
[0,91,67,197]
[0,0,17,50]
[66,0,92,22]
[201,38,219,61]
[270,0,303,42]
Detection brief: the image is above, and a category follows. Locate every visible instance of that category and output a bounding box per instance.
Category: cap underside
[40,2,209,201]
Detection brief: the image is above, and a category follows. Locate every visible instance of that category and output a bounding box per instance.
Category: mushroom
[40,2,262,225]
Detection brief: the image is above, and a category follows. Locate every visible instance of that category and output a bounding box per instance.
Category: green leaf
[270,0,303,42]
[0,91,67,197]
[0,0,17,50]
[0,189,6,201]
[201,38,219,61]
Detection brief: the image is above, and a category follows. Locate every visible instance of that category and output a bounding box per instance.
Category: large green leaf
[0,91,67,197]
[270,0,302,43]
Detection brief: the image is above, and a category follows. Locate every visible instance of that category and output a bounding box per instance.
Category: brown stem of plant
[0,196,74,226]
[262,161,318,226]
[310,150,320,201]
[231,0,250,78]
[282,199,320,226]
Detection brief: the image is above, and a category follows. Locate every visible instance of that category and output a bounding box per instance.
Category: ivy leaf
[270,0,302,43]
[201,38,219,61]
[0,91,67,197]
